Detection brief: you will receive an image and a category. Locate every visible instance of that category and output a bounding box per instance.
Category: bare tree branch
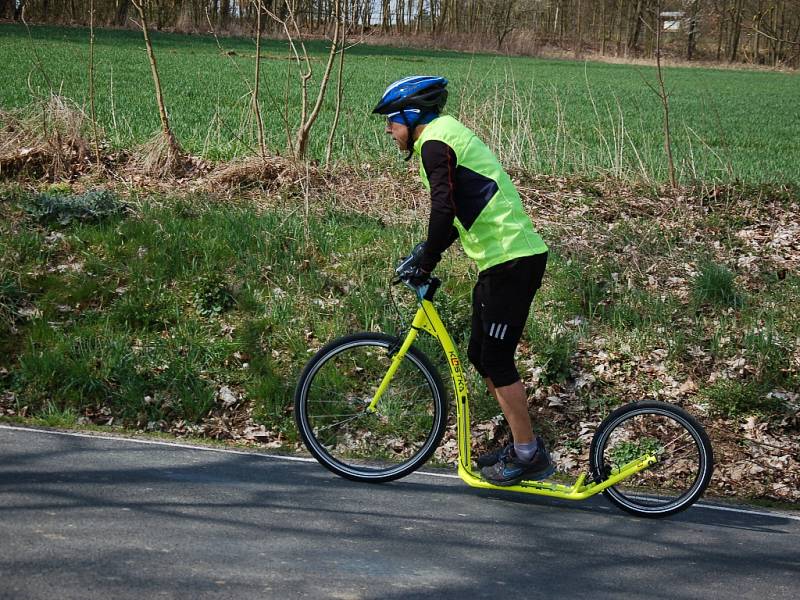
[325,8,347,166]
[88,0,101,167]
[265,0,345,160]
[130,0,181,153]
[252,0,267,158]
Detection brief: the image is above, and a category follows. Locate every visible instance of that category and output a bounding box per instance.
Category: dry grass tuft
[322,165,423,223]
[130,131,189,179]
[206,154,309,191]
[0,95,95,180]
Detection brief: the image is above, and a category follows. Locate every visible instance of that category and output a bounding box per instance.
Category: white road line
[3,424,799,522]
[0,424,318,464]
[691,503,800,521]
[415,470,461,480]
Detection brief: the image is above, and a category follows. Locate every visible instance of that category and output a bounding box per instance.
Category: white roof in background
[660,11,685,18]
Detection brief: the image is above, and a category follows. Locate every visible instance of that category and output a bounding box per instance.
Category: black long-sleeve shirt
[419,140,459,272]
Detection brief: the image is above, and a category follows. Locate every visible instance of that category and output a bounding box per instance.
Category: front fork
[367,299,473,471]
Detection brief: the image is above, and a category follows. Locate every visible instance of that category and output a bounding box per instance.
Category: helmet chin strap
[400,112,415,161]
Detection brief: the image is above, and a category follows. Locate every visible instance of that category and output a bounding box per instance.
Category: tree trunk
[295,0,342,159]
[467,0,477,34]
[728,0,744,63]
[116,0,131,26]
[13,0,26,20]
[791,19,800,68]
[650,0,677,189]
[0,0,12,20]
[716,3,727,61]
[89,0,101,166]
[628,0,644,54]
[253,0,267,158]
[325,8,347,165]
[362,0,372,32]
[220,0,231,27]
[622,0,633,56]
[395,0,404,33]
[687,0,700,60]
[614,0,624,56]
[600,0,607,56]
[382,0,391,32]
[776,0,787,66]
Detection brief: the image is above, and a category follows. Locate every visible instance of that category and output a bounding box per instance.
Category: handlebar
[394,242,441,301]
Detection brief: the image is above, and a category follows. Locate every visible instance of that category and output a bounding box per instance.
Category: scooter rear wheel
[589,400,714,518]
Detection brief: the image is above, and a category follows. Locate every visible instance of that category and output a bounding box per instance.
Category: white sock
[514,440,538,462]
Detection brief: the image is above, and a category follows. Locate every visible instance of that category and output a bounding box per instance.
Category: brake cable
[386,276,408,357]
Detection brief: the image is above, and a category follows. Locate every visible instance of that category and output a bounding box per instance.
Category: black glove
[395,242,426,277]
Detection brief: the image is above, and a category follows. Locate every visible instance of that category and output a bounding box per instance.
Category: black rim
[298,338,445,480]
[594,406,711,515]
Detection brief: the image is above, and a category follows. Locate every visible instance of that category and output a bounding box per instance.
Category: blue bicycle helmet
[373,76,448,156]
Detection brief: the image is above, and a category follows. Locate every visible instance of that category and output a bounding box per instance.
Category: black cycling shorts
[467,252,547,387]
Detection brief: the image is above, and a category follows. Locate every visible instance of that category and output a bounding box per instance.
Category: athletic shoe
[480,437,555,486]
[476,446,506,468]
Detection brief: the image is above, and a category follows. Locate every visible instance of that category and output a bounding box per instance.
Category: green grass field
[1,24,798,185]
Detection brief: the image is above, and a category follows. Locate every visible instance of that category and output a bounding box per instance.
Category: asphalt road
[1,425,798,600]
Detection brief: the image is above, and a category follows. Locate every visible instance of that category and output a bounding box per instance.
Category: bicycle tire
[589,400,714,518]
[295,332,448,483]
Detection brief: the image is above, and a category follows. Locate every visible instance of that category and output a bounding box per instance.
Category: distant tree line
[3,1,799,67]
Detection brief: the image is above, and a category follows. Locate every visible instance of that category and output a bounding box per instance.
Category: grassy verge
[1,181,798,501]
[1,187,434,436]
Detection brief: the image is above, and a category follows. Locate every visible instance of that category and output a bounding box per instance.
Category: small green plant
[742,327,790,386]
[192,275,235,318]
[702,379,785,417]
[692,261,743,308]
[0,271,24,336]
[110,287,177,331]
[24,189,125,226]
[171,371,217,423]
[250,364,295,437]
[580,393,620,417]
[549,258,609,320]
[0,184,29,204]
[609,437,663,466]
[46,182,72,196]
[35,401,79,427]
[562,438,584,453]
[529,324,577,385]
[576,275,607,319]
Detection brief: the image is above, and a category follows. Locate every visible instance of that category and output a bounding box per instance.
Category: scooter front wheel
[295,333,448,483]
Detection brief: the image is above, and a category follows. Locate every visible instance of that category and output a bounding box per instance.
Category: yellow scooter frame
[371,293,657,501]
